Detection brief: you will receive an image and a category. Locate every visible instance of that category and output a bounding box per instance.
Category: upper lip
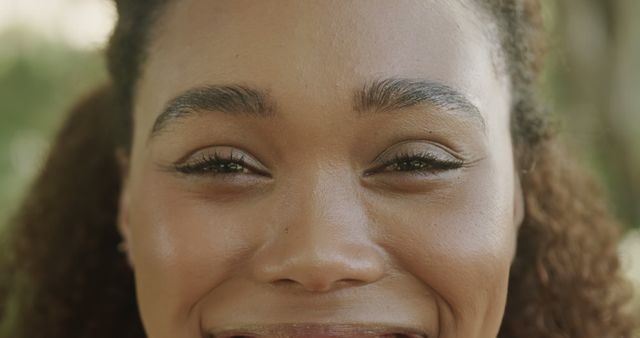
[207,323,428,338]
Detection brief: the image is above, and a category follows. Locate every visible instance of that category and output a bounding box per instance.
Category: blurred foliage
[0,29,107,223]
[542,0,640,230]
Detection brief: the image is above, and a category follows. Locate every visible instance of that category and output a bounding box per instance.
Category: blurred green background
[0,0,639,317]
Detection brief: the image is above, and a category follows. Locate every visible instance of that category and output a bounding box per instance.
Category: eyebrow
[353,78,484,127]
[150,85,276,135]
[149,77,484,138]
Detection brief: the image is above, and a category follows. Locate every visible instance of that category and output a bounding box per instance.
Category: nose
[250,170,386,292]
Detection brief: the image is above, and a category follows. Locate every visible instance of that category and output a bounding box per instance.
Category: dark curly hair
[0,0,636,337]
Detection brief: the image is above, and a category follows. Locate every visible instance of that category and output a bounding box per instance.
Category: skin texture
[117,1,525,337]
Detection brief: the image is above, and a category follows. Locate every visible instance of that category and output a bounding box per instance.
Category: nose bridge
[303,166,365,236]
[250,166,385,292]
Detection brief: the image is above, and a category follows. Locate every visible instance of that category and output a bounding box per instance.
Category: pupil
[396,159,428,171]
[219,163,241,172]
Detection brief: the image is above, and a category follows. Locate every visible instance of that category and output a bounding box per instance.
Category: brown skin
[117,1,524,337]
[1,0,635,337]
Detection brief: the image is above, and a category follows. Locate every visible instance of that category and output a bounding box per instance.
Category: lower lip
[215,335,420,338]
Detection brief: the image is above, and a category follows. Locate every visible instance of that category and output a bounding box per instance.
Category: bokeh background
[1,0,639,322]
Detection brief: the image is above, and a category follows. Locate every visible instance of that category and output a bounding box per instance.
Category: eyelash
[174,151,253,175]
[368,151,465,176]
[173,151,465,176]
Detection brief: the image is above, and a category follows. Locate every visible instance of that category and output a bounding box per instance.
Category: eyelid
[372,140,464,164]
[175,146,269,172]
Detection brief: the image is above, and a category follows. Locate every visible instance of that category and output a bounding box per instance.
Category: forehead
[135,0,508,132]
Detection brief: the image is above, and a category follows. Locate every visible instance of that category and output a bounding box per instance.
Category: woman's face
[118,1,524,337]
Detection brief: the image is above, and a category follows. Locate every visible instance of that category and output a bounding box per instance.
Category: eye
[364,140,468,177]
[364,151,464,176]
[173,149,268,177]
[376,151,465,174]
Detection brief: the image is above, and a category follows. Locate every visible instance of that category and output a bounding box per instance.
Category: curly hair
[0,0,636,337]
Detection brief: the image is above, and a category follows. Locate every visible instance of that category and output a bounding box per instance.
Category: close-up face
[117,1,524,337]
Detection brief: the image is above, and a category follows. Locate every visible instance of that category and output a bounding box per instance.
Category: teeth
[213,333,415,338]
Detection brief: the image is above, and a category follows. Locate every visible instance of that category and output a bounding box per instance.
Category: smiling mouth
[214,335,419,338]
[207,323,428,338]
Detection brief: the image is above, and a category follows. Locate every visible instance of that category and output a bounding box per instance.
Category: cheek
[128,168,266,336]
[369,157,517,334]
